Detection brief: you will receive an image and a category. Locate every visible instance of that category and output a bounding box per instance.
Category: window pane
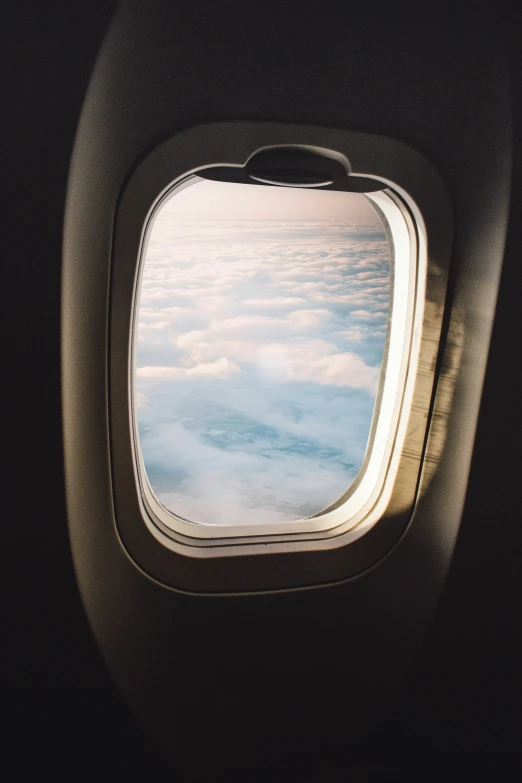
[135,178,390,526]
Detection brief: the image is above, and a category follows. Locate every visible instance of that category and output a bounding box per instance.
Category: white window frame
[132,182,416,541]
[109,122,451,575]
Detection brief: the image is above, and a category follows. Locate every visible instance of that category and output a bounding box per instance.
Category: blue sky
[135,179,390,525]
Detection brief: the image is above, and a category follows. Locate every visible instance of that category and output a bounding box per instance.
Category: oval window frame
[109,121,452,591]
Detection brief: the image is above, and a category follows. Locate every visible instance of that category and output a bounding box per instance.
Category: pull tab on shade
[246,148,345,187]
[198,147,386,193]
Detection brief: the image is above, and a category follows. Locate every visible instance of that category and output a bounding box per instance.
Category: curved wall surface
[62,2,511,775]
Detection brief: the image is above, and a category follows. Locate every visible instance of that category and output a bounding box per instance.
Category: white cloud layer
[137,357,241,380]
[135,182,390,526]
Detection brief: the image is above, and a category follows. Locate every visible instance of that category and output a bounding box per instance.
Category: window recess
[109,123,451,580]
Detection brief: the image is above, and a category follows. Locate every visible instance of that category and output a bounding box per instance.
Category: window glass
[135,178,390,526]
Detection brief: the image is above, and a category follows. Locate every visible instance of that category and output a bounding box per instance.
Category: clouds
[137,357,241,380]
[135,184,390,526]
[256,340,379,394]
[288,309,333,329]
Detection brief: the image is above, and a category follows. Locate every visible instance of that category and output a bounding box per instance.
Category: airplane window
[134,177,391,528]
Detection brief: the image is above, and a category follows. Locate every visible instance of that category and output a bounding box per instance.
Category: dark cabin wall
[0,3,164,775]
[390,6,522,751]
[0,0,119,688]
[0,1,520,778]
